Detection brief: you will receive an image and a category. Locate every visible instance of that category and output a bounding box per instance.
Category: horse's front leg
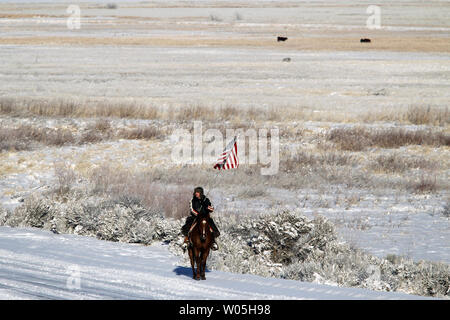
[191,247,200,280]
[200,248,210,280]
[194,248,201,280]
[188,247,196,280]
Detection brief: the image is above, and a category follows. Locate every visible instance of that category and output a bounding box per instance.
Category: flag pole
[203,166,221,227]
[204,134,238,225]
[204,168,220,198]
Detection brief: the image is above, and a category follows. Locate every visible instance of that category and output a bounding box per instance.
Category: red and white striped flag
[214,136,238,170]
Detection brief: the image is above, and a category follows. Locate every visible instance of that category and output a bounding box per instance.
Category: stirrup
[211,242,219,251]
[181,236,189,249]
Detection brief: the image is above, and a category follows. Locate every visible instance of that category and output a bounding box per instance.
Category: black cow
[360,38,371,43]
[277,36,288,42]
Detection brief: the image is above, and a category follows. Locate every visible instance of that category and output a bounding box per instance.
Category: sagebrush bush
[207,210,449,298]
[2,193,181,245]
[7,195,54,228]
[443,201,450,218]
[371,153,437,173]
[0,206,11,225]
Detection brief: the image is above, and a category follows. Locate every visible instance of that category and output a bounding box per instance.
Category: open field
[0,1,449,298]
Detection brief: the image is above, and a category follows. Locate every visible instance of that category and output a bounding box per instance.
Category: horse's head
[198,213,211,243]
[200,219,207,242]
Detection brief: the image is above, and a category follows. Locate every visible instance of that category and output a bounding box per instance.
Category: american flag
[213,136,238,170]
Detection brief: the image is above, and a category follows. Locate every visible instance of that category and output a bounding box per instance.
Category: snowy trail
[0,226,430,300]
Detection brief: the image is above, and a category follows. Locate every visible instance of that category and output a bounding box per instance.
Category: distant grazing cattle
[282,57,291,62]
[277,36,288,42]
[360,38,371,43]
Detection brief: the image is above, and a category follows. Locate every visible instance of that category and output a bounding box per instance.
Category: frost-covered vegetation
[0,193,182,245]
[1,188,448,299]
[204,211,450,298]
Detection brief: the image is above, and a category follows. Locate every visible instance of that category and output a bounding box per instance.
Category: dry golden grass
[363,106,449,126]
[0,118,167,154]
[327,126,450,151]
[405,105,450,126]
[88,164,192,219]
[0,13,60,19]
[1,36,448,53]
[1,97,449,127]
[0,1,386,10]
[116,125,164,140]
[0,124,75,152]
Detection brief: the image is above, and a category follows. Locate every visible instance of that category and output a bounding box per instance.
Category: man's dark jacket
[181,195,219,237]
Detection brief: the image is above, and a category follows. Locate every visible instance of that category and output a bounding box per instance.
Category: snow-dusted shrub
[205,210,449,298]
[0,206,11,225]
[61,195,182,244]
[378,256,450,297]
[206,232,276,277]
[200,211,337,278]
[443,201,450,218]
[228,211,333,264]
[281,243,391,290]
[6,195,54,228]
[1,192,182,246]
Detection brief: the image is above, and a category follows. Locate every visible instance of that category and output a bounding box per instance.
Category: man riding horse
[181,187,220,251]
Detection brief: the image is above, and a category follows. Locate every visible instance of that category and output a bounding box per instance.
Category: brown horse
[188,212,213,280]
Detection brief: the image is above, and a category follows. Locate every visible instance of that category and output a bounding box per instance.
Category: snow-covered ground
[0,226,433,299]
[1,45,448,108]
